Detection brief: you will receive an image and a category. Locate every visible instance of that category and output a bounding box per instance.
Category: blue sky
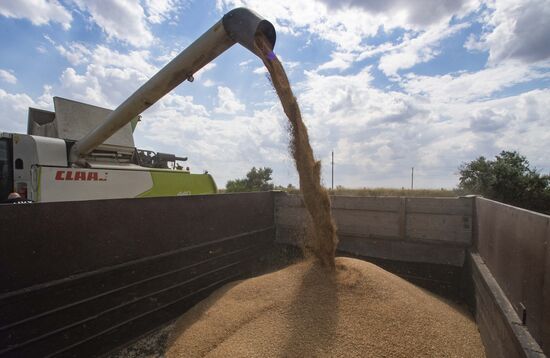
[0,0,549,189]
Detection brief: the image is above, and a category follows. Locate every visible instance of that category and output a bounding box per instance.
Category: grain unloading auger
[0,8,276,202]
[70,8,276,165]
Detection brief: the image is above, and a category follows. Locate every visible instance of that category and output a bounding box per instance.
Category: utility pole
[331,151,334,190]
[411,167,414,190]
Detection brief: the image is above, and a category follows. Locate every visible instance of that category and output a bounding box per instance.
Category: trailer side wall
[0,192,275,357]
[475,197,550,353]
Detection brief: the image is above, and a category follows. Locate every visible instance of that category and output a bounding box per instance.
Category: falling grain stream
[254,34,338,269]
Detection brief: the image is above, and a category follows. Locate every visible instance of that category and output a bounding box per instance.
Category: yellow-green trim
[137,171,217,197]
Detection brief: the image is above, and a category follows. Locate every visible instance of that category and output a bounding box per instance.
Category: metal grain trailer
[0,192,548,357]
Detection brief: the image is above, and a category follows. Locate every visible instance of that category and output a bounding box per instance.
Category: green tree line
[225,151,550,215]
[458,151,550,214]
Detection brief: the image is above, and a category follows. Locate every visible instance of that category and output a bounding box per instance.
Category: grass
[220,186,462,197]
[288,187,460,197]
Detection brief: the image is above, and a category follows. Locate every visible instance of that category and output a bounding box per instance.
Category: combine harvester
[0,8,275,203]
[0,98,217,202]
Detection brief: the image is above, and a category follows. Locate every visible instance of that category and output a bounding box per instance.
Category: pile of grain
[255,34,338,269]
[166,257,485,357]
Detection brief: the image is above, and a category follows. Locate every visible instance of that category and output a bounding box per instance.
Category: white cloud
[463,33,484,52]
[294,67,428,185]
[3,0,549,191]
[143,0,180,24]
[414,89,550,180]
[470,0,550,65]
[140,104,290,187]
[214,86,245,114]
[218,0,478,50]
[239,59,253,67]
[146,93,209,117]
[288,62,550,188]
[56,42,92,65]
[317,0,479,27]
[219,0,478,81]
[43,34,55,45]
[0,0,72,29]
[378,23,469,77]
[58,67,102,105]
[402,62,550,103]
[90,45,156,76]
[59,63,148,108]
[317,51,357,72]
[73,0,154,47]
[154,48,183,64]
[217,0,381,49]
[52,45,156,108]
[203,79,216,87]
[0,70,17,84]
[0,89,36,133]
[36,85,54,109]
[298,66,421,129]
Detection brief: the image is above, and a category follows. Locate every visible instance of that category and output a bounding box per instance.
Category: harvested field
[166,257,485,357]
